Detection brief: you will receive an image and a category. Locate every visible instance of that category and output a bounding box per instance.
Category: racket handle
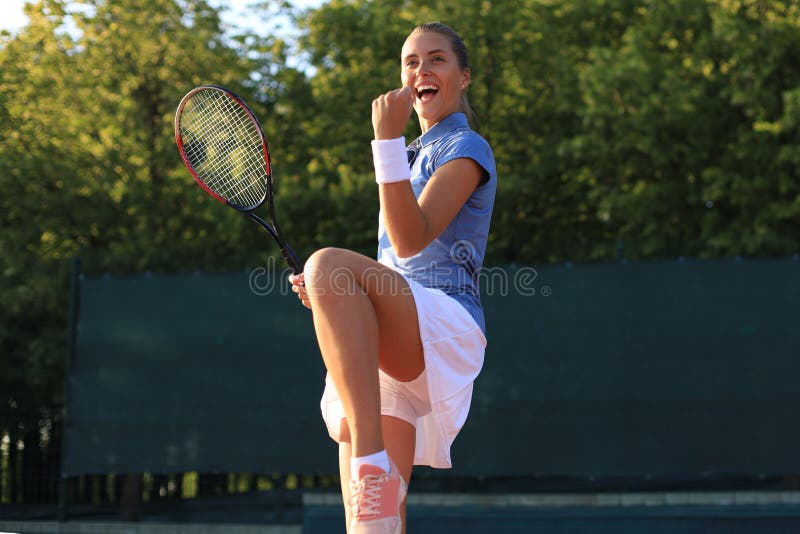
[246,213,303,275]
[281,243,302,275]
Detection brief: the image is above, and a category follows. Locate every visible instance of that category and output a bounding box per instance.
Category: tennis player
[289,22,496,534]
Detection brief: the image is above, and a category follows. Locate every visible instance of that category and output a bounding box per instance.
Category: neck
[419,111,459,134]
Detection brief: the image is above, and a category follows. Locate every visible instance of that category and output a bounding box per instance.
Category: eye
[433,55,445,62]
[405,59,419,68]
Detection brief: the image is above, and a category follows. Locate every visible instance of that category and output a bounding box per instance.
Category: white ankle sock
[351,449,391,480]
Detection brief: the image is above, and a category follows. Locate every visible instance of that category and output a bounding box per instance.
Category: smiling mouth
[415,85,439,101]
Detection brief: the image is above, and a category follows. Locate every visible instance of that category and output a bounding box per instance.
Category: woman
[289,22,496,534]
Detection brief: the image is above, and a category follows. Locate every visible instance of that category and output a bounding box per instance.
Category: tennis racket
[174,85,301,274]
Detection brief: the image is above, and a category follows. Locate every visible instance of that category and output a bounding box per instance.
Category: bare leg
[304,247,424,457]
[381,415,416,533]
[304,247,423,534]
[339,438,353,531]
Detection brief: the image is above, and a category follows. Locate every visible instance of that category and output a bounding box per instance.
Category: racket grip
[281,244,302,275]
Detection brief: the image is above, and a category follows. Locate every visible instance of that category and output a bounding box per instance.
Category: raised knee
[304,247,353,293]
[305,247,344,272]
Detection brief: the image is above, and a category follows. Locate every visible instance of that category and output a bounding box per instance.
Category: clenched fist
[372,86,415,140]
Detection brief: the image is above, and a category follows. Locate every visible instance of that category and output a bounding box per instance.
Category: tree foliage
[0,0,307,411]
[1,0,798,411]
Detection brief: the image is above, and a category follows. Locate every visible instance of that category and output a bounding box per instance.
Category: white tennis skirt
[320,275,487,469]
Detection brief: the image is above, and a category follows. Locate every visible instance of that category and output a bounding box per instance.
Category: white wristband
[371,137,411,184]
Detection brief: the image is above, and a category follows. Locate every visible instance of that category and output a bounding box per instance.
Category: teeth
[416,84,439,99]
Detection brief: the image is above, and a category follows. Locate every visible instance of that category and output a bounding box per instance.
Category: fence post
[58,258,80,522]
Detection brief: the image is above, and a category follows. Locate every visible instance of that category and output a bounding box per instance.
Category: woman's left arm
[379,157,483,258]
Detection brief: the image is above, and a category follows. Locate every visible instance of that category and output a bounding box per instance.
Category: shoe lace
[349,473,388,518]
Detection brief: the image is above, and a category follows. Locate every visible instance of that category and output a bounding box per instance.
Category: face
[401,31,470,131]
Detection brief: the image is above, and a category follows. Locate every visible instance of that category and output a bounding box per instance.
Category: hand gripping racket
[175,85,301,274]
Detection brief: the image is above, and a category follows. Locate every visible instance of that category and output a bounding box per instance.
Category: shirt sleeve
[432,130,496,186]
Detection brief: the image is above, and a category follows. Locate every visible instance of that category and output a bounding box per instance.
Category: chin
[414,106,442,123]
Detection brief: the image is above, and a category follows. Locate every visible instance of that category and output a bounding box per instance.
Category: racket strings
[179,90,268,209]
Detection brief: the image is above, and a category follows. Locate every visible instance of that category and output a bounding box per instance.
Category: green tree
[0,1,308,492]
[565,0,800,259]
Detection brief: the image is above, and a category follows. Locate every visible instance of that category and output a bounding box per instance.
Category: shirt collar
[416,112,469,148]
[406,112,468,166]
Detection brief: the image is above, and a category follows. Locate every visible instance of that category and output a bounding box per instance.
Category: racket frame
[175,85,301,274]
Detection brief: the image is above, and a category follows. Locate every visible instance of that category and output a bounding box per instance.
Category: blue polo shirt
[377,112,497,334]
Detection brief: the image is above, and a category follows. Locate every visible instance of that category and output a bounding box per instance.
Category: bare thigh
[305,247,425,380]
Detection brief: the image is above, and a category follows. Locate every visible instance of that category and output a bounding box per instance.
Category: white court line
[304,490,800,508]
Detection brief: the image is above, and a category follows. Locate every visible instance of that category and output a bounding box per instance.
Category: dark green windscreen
[65,259,800,477]
[458,258,800,477]
[65,270,333,475]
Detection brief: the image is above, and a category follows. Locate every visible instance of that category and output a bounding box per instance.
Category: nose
[416,58,432,75]
[403,60,430,87]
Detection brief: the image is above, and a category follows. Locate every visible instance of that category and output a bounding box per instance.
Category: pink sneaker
[348,461,407,533]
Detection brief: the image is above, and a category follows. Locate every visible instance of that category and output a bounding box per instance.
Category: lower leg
[339,440,353,531]
[310,280,384,456]
[381,415,415,533]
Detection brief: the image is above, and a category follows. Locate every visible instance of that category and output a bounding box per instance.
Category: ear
[461,68,471,90]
